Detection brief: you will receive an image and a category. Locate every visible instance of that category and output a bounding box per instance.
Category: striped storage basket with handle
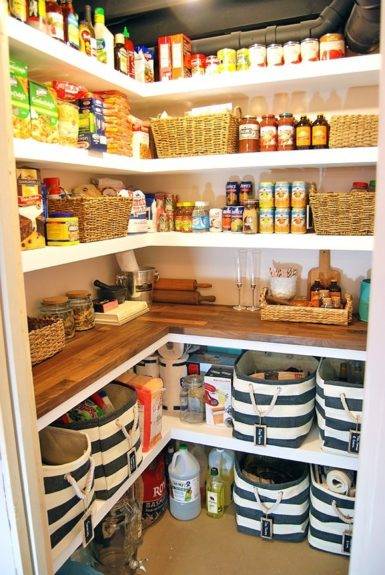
[234,453,310,541]
[55,383,142,500]
[232,352,318,448]
[40,427,95,560]
[309,465,355,555]
[316,359,364,456]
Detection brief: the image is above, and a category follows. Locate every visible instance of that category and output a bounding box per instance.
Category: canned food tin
[217,48,236,73]
[267,44,283,66]
[249,43,266,68]
[205,55,220,75]
[283,41,301,64]
[300,38,319,62]
[239,181,254,205]
[226,181,239,206]
[275,208,290,233]
[46,216,80,246]
[291,208,307,234]
[291,181,307,208]
[191,53,206,77]
[243,200,258,234]
[230,206,244,232]
[222,206,232,231]
[258,182,274,209]
[236,48,250,71]
[259,208,274,234]
[275,182,290,208]
[320,33,345,60]
[209,208,223,232]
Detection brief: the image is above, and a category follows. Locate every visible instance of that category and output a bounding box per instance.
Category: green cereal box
[9,58,31,139]
[29,81,59,143]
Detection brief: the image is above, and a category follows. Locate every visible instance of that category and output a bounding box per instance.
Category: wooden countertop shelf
[33,304,367,425]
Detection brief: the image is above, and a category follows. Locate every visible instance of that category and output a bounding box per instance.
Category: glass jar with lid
[192,201,210,233]
[66,290,95,331]
[181,202,194,233]
[239,116,260,153]
[180,374,205,423]
[260,114,278,151]
[40,296,75,339]
[278,112,295,150]
[174,203,184,232]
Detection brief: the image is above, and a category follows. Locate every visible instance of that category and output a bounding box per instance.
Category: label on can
[291,183,307,208]
[239,181,254,205]
[205,55,219,75]
[267,44,283,66]
[226,181,239,206]
[209,208,223,232]
[275,182,290,208]
[291,208,306,234]
[217,48,236,72]
[259,209,274,234]
[259,186,274,209]
[275,208,290,233]
[191,53,206,76]
[249,44,266,67]
[222,207,232,231]
[230,206,244,232]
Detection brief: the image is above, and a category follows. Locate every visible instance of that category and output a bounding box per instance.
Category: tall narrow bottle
[79,4,96,58]
[123,26,135,78]
[206,467,225,518]
[62,0,79,50]
[114,33,128,75]
[94,7,114,67]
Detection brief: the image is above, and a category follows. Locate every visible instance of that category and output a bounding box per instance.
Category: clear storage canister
[66,290,95,331]
[180,374,205,423]
[40,296,75,340]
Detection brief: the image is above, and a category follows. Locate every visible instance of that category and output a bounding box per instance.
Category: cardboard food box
[29,81,59,143]
[158,36,172,81]
[187,350,239,376]
[9,58,31,139]
[204,365,233,427]
[17,167,46,251]
[171,33,191,79]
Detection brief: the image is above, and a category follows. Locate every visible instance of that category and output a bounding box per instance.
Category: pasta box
[9,58,30,139]
[29,81,59,144]
[204,365,233,427]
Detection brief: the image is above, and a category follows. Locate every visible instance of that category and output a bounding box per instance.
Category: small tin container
[243,200,258,234]
[274,181,290,208]
[291,181,307,208]
[46,212,79,246]
[205,55,220,75]
[222,206,232,231]
[300,38,319,62]
[226,180,239,206]
[283,41,301,64]
[259,208,274,234]
[236,48,250,71]
[230,206,244,232]
[217,48,237,73]
[267,43,283,66]
[239,181,254,205]
[191,53,206,77]
[275,208,290,234]
[209,208,223,232]
[291,208,307,234]
[258,182,274,209]
[249,43,266,68]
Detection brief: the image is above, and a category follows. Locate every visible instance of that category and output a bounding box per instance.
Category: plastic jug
[208,448,235,507]
[168,444,201,520]
[189,443,208,502]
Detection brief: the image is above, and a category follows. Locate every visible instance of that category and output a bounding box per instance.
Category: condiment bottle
[114,33,128,75]
[239,116,259,153]
[260,114,278,152]
[95,7,114,67]
[351,181,369,193]
[310,279,323,307]
[123,27,136,79]
[46,0,64,41]
[62,0,79,50]
[295,115,311,150]
[79,4,96,58]
[329,279,342,309]
[27,0,47,32]
[206,467,225,519]
[311,114,329,149]
[9,0,27,22]
[278,112,295,151]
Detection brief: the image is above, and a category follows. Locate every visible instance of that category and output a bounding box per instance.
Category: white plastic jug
[208,448,235,507]
[168,444,201,520]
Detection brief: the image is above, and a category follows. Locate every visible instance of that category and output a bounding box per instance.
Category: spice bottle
[123,27,136,79]
[310,279,323,307]
[295,115,312,150]
[9,0,27,22]
[278,112,295,151]
[27,0,47,32]
[260,114,277,152]
[46,0,64,41]
[79,4,96,58]
[114,33,128,75]
[62,0,79,50]
[239,116,259,153]
[311,114,329,149]
[329,279,342,309]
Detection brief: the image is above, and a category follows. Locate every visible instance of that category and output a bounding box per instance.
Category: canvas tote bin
[316,359,364,456]
[309,465,355,555]
[55,383,143,500]
[232,351,318,448]
[40,427,95,560]
[234,453,310,541]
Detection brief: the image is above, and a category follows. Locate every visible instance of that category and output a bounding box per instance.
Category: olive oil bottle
[206,467,225,518]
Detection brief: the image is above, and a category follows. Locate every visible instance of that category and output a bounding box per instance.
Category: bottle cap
[95,7,105,23]
[123,26,130,38]
[115,33,125,44]
[41,296,68,306]
[179,443,187,451]
[210,467,219,476]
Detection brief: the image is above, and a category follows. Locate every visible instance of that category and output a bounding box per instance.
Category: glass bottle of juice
[311,114,329,149]
[79,4,96,58]
[206,467,225,518]
[62,0,79,50]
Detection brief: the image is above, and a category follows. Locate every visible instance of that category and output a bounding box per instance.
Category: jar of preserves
[191,53,206,77]
[174,202,183,232]
[320,33,345,60]
[351,181,369,193]
[311,114,329,149]
[283,41,301,64]
[180,375,205,424]
[181,202,194,232]
[278,112,295,151]
[295,115,311,150]
[267,44,283,66]
[205,55,220,75]
[243,200,258,234]
[260,114,277,151]
[192,201,209,232]
[66,290,95,331]
[40,296,75,339]
[236,48,250,71]
[300,38,319,62]
[249,43,266,68]
[239,116,259,153]
[217,48,236,73]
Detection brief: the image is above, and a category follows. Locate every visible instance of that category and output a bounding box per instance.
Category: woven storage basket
[48,197,132,243]
[28,317,65,366]
[259,287,353,326]
[309,190,375,236]
[150,110,239,158]
[329,114,378,148]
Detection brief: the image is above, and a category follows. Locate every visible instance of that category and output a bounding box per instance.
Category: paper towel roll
[158,342,186,361]
[160,353,189,414]
[135,354,160,378]
[325,468,354,495]
[115,250,139,272]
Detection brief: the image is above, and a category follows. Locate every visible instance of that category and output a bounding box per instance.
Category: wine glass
[233,249,246,311]
[247,249,261,311]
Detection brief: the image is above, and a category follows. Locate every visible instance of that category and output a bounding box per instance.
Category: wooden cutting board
[307,250,341,295]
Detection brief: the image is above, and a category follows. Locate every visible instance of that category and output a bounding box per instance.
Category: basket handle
[65,458,95,501]
[248,383,281,418]
[332,500,354,525]
[115,404,139,450]
[259,287,269,309]
[340,393,361,426]
[253,487,284,515]
[233,106,242,119]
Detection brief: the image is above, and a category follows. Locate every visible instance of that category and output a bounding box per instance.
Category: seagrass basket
[28,317,65,366]
[328,114,378,148]
[259,287,353,326]
[150,110,240,158]
[309,190,375,235]
[48,197,132,243]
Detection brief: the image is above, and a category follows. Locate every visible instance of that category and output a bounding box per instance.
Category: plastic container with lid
[46,212,79,246]
[320,33,345,60]
[40,296,75,339]
[278,112,295,151]
[168,444,201,521]
[239,116,259,153]
[66,290,95,331]
[192,201,209,233]
[260,114,277,151]
[180,374,205,423]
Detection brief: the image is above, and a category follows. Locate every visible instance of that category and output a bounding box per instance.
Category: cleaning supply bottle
[168,443,201,520]
[208,447,234,507]
[206,467,225,518]
[189,443,208,502]
[94,7,114,67]
[123,26,135,78]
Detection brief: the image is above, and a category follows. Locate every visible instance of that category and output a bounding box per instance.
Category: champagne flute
[247,249,261,311]
[234,250,246,311]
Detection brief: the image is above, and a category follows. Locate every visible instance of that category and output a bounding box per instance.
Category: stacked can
[258,181,308,233]
[291,181,307,234]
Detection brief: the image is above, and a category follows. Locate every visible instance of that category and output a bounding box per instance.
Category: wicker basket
[28,317,65,366]
[329,114,378,148]
[150,110,240,158]
[48,197,132,243]
[259,287,353,326]
[309,190,375,236]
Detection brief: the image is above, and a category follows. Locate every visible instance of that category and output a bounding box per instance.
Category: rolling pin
[153,289,216,305]
[155,278,212,291]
